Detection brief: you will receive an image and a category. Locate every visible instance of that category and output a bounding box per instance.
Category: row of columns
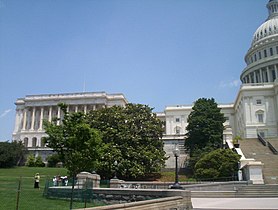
[15,104,102,132]
[242,65,278,84]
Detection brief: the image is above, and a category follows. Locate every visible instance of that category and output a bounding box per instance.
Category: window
[264,49,267,57]
[259,52,262,59]
[254,54,257,61]
[258,114,264,123]
[175,126,181,134]
[256,99,262,105]
[270,48,273,56]
[32,137,37,147]
[256,111,264,123]
[24,138,28,147]
[175,118,180,122]
[276,46,278,54]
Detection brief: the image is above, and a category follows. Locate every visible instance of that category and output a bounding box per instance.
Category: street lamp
[113,160,118,179]
[171,144,183,189]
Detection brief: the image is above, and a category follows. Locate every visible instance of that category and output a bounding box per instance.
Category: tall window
[256,111,264,123]
[32,137,37,147]
[176,118,180,122]
[270,48,273,56]
[24,138,28,147]
[264,49,267,57]
[175,126,181,135]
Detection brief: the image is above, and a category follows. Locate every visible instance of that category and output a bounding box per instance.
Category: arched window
[41,138,46,147]
[256,110,264,123]
[32,137,37,147]
[23,137,28,147]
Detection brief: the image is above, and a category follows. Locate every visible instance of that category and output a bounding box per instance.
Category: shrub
[46,154,61,167]
[194,149,241,180]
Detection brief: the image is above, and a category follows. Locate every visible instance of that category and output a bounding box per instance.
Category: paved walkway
[192,198,278,210]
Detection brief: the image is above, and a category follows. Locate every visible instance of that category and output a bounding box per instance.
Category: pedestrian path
[192,198,278,210]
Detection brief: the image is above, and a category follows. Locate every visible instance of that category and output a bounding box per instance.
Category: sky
[0,0,268,140]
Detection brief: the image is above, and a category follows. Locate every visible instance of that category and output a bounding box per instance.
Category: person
[34,173,40,189]
[53,176,57,186]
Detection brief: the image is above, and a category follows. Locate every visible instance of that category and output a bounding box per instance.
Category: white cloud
[219,79,241,88]
[0,109,12,118]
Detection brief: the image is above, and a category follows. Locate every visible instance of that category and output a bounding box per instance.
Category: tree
[194,149,241,180]
[25,154,36,167]
[46,154,62,167]
[87,103,166,179]
[43,103,103,176]
[185,98,226,173]
[26,155,45,167]
[0,141,25,168]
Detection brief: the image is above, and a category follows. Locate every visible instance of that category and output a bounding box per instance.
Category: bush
[194,149,241,180]
[46,154,61,167]
[0,141,25,168]
[26,155,45,167]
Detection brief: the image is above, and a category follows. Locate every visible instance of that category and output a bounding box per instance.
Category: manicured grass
[0,167,98,210]
[158,171,195,182]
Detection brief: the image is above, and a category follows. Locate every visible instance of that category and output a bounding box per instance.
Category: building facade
[12,92,128,160]
[12,1,278,168]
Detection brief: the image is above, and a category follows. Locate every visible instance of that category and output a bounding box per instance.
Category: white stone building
[12,92,128,160]
[12,0,278,169]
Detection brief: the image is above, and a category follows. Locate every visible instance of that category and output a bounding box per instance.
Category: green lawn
[0,167,97,210]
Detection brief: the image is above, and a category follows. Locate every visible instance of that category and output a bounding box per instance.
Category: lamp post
[171,144,183,189]
[113,160,118,179]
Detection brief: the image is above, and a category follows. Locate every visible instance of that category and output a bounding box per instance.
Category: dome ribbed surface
[252,18,278,45]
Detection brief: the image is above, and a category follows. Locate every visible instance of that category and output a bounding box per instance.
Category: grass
[0,167,98,210]
[158,171,195,182]
[0,167,195,210]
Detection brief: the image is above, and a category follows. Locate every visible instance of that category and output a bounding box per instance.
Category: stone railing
[76,188,192,210]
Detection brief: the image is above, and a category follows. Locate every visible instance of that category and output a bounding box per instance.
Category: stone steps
[191,185,278,198]
[239,138,278,184]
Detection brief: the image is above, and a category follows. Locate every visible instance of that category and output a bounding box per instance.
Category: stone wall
[76,188,192,210]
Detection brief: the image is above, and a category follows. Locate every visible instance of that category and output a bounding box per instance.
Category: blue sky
[0,0,267,140]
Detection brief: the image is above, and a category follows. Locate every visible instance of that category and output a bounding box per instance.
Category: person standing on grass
[34,173,40,189]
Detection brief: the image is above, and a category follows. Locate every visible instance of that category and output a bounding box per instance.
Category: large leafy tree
[43,103,103,176]
[0,141,25,168]
[185,98,226,172]
[87,103,166,179]
[185,98,225,155]
[194,149,241,180]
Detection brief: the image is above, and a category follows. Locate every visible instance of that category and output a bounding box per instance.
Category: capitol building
[12,1,278,180]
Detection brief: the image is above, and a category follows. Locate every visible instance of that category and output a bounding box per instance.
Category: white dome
[252,18,278,45]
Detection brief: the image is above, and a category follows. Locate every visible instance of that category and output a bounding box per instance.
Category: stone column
[248,74,251,83]
[31,107,35,130]
[275,65,278,81]
[22,109,27,130]
[254,71,257,83]
[57,106,61,125]
[260,69,263,83]
[84,105,87,114]
[267,66,270,82]
[75,106,78,113]
[39,107,44,130]
[48,106,52,122]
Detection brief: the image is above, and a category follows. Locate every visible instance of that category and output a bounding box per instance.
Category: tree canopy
[0,141,25,168]
[184,98,226,175]
[185,98,225,155]
[43,103,103,176]
[87,103,166,179]
[44,103,166,179]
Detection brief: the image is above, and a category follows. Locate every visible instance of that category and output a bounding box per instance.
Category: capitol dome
[240,0,278,84]
[252,0,278,46]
